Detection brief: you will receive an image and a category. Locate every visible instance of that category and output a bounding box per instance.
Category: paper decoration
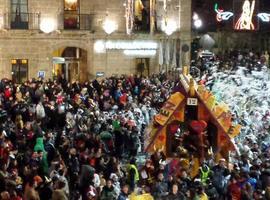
[154,92,184,126]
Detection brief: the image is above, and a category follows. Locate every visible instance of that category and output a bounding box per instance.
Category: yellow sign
[227,124,242,138]
[154,92,184,126]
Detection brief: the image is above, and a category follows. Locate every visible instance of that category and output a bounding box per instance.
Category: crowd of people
[0,66,270,200]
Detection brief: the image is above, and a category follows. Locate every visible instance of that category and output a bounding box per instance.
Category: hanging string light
[125,0,134,35]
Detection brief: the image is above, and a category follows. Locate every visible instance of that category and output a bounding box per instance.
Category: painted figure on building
[135,0,144,22]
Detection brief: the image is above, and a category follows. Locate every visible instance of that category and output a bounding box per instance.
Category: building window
[64,0,80,29]
[11,59,28,83]
[11,0,28,29]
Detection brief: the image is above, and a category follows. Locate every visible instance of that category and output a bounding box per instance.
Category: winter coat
[117,192,129,200]
[166,192,186,200]
[100,186,117,200]
[52,189,68,200]
[152,180,168,199]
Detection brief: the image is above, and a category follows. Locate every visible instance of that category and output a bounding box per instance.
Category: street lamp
[194,19,202,29]
[40,17,57,33]
[161,19,177,36]
[193,12,203,29]
[103,19,118,35]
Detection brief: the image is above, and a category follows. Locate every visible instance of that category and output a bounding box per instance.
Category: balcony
[61,13,94,30]
[2,12,94,31]
[4,13,40,30]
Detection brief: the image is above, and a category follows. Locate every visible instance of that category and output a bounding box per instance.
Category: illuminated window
[11,0,29,29]
[11,59,28,83]
[64,0,80,29]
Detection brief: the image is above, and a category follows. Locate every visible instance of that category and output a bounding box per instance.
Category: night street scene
[0,0,270,199]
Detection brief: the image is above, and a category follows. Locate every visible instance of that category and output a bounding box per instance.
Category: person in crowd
[0,68,269,200]
[117,184,129,200]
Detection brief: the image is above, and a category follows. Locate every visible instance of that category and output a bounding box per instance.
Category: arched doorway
[52,47,88,82]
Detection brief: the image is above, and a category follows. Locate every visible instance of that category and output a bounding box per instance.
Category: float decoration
[145,69,241,176]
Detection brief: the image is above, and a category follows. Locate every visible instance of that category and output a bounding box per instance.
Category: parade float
[144,67,241,176]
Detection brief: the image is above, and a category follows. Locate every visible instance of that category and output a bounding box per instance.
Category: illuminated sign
[234,0,256,30]
[123,50,156,57]
[94,40,158,53]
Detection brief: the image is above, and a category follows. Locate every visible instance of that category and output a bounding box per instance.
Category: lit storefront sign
[94,40,158,56]
[123,49,156,57]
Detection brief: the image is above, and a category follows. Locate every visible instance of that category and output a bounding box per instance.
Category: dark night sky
[192,0,270,32]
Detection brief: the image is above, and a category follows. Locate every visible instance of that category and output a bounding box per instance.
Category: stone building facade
[0,0,191,82]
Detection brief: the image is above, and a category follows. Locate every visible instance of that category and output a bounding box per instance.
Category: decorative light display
[214,3,234,22]
[214,1,270,30]
[125,0,134,35]
[235,0,255,30]
[257,13,270,22]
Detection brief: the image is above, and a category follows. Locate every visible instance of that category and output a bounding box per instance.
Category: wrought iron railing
[3,12,40,30]
[2,12,94,31]
[60,13,94,30]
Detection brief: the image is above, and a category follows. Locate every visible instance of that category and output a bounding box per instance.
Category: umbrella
[99,131,112,140]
